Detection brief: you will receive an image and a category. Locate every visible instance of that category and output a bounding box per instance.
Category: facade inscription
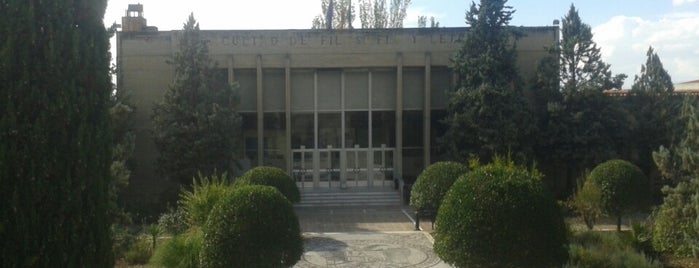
[218,32,466,48]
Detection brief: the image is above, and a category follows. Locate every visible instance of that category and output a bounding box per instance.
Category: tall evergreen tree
[632,46,674,93]
[359,0,411,28]
[440,0,535,162]
[0,0,113,266]
[152,14,242,186]
[559,4,625,94]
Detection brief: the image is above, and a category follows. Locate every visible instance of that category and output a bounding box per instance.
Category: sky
[104,0,699,88]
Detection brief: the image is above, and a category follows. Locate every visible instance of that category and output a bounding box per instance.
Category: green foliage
[631,46,674,93]
[0,1,113,266]
[441,0,535,163]
[653,97,699,184]
[652,177,699,257]
[434,157,568,268]
[409,161,469,211]
[559,4,625,93]
[179,173,232,227]
[233,166,301,203]
[152,14,242,185]
[112,224,137,261]
[200,185,303,268]
[588,159,649,231]
[158,206,189,235]
[571,175,603,230]
[151,228,203,268]
[565,231,661,268]
[125,235,154,265]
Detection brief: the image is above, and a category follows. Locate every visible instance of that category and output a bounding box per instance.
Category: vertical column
[340,70,347,188]
[313,71,320,187]
[395,53,403,181]
[256,55,264,166]
[285,55,292,174]
[367,71,373,187]
[423,53,432,168]
[227,55,235,83]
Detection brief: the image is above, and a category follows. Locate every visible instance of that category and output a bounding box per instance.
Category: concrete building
[117,5,558,201]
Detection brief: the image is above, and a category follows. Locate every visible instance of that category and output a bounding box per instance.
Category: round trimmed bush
[410,161,469,212]
[200,185,303,268]
[434,159,568,268]
[233,166,301,203]
[588,159,649,231]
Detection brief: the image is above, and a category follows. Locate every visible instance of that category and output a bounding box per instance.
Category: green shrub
[112,224,137,261]
[158,206,189,235]
[434,157,568,268]
[409,161,469,212]
[200,185,303,268]
[151,228,203,268]
[588,159,649,231]
[124,235,153,265]
[652,177,699,257]
[233,166,301,203]
[565,230,661,268]
[179,172,232,227]
[570,175,603,230]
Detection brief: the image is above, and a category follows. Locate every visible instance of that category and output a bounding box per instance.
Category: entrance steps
[295,188,402,208]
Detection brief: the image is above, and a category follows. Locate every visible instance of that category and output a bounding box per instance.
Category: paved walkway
[294,206,448,268]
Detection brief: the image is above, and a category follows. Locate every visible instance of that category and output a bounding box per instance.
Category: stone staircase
[295,188,403,208]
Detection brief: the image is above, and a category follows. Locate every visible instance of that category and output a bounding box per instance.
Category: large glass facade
[236,67,449,189]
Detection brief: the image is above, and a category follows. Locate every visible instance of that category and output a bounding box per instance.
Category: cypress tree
[152,14,242,185]
[632,46,674,93]
[0,0,113,266]
[440,0,535,163]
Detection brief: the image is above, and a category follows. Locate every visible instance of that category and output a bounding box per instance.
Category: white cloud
[673,0,698,7]
[593,12,699,88]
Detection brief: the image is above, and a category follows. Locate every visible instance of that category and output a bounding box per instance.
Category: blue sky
[105,0,699,88]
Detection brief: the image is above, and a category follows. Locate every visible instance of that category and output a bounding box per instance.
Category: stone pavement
[294,206,449,268]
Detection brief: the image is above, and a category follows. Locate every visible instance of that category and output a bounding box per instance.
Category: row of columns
[226,52,434,180]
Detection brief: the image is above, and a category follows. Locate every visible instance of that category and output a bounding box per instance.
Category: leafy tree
[409,161,469,212]
[434,157,568,268]
[652,97,699,257]
[571,175,603,230]
[232,166,301,203]
[312,0,355,29]
[200,185,303,267]
[440,0,535,163]
[417,15,440,28]
[152,14,242,185]
[631,46,674,93]
[0,1,113,266]
[359,0,411,28]
[559,4,626,94]
[587,159,649,231]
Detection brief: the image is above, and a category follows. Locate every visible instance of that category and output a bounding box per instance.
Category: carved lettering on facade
[217,33,464,48]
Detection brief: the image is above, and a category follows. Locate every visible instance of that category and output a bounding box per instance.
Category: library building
[117,4,558,197]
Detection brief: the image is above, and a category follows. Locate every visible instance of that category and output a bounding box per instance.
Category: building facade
[117,7,558,196]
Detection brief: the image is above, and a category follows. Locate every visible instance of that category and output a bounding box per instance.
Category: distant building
[117,5,558,201]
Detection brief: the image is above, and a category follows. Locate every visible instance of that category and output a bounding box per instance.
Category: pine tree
[559,4,625,94]
[152,14,242,186]
[0,0,113,266]
[632,46,674,93]
[440,0,535,162]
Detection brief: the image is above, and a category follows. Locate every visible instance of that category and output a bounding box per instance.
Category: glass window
[403,111,423,148]
[263,69,285,112]
[372,69,396,110]
[317,69,341,111]
[236,69,257,112]
[403,68,424,110]
[241,113,258,168]
[345,71,369,110]
[431,67,452,109]
[291,113,314,149]
[430,109,449,162]
[291,70,314,112]
[345,111,369,148]
[372,111,395,147]
[318,113,341,149]
[263,112,286,170]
